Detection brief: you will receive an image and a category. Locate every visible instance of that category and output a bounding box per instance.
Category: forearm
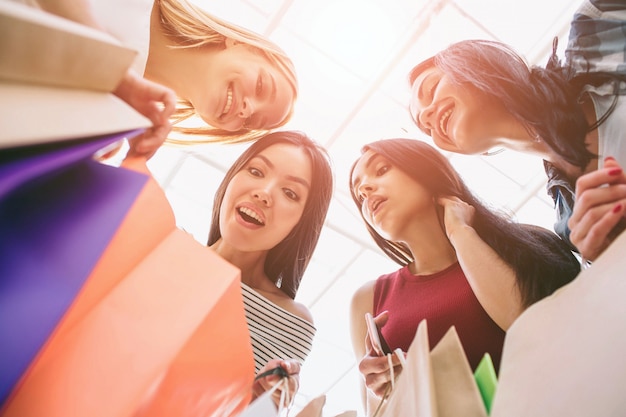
[449,225,524,330]
[34,0,105,30]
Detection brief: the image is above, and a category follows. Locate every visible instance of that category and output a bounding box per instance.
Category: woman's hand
[113,70,176,159]
[569,157,626,262]
[358,352,403,399]
[359,312,403,399]
[252,359,301,408]
[438,196,476,242]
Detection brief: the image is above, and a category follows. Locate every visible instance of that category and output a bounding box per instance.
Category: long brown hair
[208,131,333,299]
[349,138,580,307]
[408,39,594,170]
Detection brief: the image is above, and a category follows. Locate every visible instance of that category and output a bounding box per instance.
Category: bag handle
[253,366,297,416]
[371,348,405,417]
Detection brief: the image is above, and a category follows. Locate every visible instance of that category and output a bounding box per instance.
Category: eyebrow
[410,73,433,133]
[269,72,277,103]
[417,74,425,101]
[255,154,311,189]
[253,72,277,128]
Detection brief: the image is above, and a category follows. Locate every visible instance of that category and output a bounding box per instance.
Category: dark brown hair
[349,138,580,307]
[208,130,333,299]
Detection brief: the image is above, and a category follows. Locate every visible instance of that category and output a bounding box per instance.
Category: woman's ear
[224,38,239,49]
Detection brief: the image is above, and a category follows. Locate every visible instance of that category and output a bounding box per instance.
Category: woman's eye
[429,81,439,100]
[283,188,299,201]
[376,165,389,176]
[248,167,263,177]
[256,75,263,96]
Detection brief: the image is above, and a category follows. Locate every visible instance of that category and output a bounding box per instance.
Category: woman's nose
[418,104,436,133]
[239,97,254,119]
[253,188,272,206]
[358,182,374,200]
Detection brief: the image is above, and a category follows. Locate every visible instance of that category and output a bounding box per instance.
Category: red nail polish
[613,204,622,214]
[609,168,622,176]
[605,156,616,162]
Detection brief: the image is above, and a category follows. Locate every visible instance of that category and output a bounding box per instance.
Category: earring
[275,276,282,289]
[481,148,505,156]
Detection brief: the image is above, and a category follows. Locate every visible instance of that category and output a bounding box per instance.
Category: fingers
[571,183,626,222]
[569,199,625,261]
[569,159,626,261]
[252,359,301,406]
[364,362,403,398]
[373,311,389,328]
[128,122,172,158]
[574,163,626,197]
[113,70,176,160]
[358,353,404,398]
[436,195,475,241]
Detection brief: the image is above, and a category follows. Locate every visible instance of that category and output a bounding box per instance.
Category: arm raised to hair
[439,196,523,331]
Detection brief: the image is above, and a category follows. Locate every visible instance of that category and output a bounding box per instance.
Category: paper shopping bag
[0,1,135,92]
[430,327,488,417]
[378,321,487,417]
[0,137,148,403]
[490,230,626,417]
[292,395,356,417]
[0,1,151,399]
[377,320,435,417]
[473,354,497,414]
[294,395,327,417]
[0,1,150,148]
[1,158,255,417]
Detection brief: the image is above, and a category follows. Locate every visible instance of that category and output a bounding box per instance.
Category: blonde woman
[30,0,299,156]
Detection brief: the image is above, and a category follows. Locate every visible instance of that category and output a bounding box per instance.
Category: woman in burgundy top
[349,138,580,416]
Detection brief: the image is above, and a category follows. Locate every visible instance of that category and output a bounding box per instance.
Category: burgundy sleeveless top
[373,262,505,371]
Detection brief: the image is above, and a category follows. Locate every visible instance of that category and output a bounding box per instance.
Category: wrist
[447,224,475,245]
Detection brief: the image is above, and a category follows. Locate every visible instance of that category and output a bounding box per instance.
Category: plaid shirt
[565,0,626,76]
[545,0,626,251]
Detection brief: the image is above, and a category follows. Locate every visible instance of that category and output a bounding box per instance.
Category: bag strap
[371,348,406,417]
[253,366,297,416]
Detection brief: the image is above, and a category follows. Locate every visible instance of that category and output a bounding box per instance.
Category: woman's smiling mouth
[238,206,265,226]
[221,85,233,117]
[439,108,452,136]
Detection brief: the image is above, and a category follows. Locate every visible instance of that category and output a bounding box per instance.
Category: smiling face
[408,66,514,155]
[191,41,295,132]
[351,149,433,242]
[218,143,312,252]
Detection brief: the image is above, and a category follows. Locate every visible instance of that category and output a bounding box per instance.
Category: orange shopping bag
[1,158,254,417]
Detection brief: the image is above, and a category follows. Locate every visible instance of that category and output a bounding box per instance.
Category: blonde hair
[157,0,298,145]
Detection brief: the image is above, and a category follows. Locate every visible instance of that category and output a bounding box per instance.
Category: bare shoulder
[351,280,376,311]
[349,280,377,333]
[254,287,314,325]
[284,299,314,324]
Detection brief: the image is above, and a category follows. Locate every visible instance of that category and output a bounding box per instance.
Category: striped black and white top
[241,283,316,373]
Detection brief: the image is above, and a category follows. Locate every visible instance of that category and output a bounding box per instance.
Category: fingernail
[613,204,622,214]
[609,168,622,176]
[605,156,616,162]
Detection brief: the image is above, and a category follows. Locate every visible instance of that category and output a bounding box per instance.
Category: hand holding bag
[376,320,488,417]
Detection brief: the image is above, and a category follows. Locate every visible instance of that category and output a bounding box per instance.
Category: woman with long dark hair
[348,139,580,416]
[407,0,626,259]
